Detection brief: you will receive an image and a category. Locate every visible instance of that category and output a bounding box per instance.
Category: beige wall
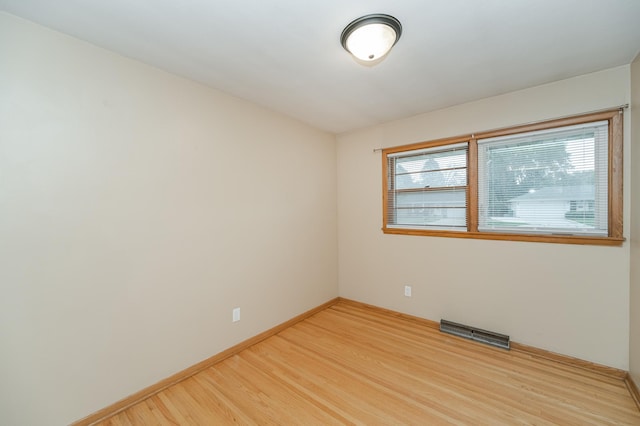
[630,54,640,386]
[337,66,632,370]
[0,13,338,426]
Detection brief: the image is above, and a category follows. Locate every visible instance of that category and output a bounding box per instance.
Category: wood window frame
[382,110,624,246]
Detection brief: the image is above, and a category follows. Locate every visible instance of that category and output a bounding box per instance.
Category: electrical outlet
[404,285,412,297]
[232,307,241,322]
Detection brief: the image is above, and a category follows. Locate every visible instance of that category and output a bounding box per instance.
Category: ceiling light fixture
[340,14,402,63]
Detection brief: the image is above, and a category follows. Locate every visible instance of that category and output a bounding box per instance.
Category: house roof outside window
[509,185,594,203]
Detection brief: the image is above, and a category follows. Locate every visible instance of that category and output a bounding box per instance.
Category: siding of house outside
[507,185,595,228]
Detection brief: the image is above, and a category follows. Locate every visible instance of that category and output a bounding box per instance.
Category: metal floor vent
[440,319,510,350]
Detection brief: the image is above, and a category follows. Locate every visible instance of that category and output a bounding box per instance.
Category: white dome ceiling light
[340,14,402,64]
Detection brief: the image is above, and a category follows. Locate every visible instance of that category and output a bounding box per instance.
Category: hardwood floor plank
[142,398,178,425]
[324,302,631,413]
[94,300,640,425]
[124,401,157,425]
[254,335,465,425]
[314,307,635,409]
[144,393,192,424]
[239,347,362,424]
[183,376,257,425]
[331,302,625,385]
[280,320,562,425]
[314,305,639,423]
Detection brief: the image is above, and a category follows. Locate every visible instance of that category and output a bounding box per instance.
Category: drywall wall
[338,66,631,370]
[630,53,640,387]
[0,13,337,426]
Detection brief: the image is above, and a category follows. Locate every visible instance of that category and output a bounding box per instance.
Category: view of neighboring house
[395,189,466,228]
[507,185,596,229]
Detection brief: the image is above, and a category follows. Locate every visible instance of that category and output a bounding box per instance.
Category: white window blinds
[387,143,468,231]
[477,121,609,236]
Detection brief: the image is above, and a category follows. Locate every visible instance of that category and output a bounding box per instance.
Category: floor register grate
[440,319,510,350]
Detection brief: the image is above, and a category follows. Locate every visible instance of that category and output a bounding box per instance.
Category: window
[386,142,467,231]
[382,110,623,245]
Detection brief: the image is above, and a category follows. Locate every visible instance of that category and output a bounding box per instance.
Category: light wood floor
[97,300,640,425]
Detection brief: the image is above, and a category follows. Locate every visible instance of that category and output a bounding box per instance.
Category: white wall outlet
[232,307,241,322]
[404,285,412,297]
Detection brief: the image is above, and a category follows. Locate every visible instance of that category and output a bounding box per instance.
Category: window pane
[387,144,468,231]
[394,190,466,229]
[477,121,608,236]
[394,148,467,190]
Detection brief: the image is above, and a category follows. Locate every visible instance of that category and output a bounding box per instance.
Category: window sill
[382,227,625,246]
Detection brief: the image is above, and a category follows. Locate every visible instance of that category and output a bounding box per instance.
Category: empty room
[2,1,640,425]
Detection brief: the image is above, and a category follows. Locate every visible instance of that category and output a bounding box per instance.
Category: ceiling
[2,1,640,134]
